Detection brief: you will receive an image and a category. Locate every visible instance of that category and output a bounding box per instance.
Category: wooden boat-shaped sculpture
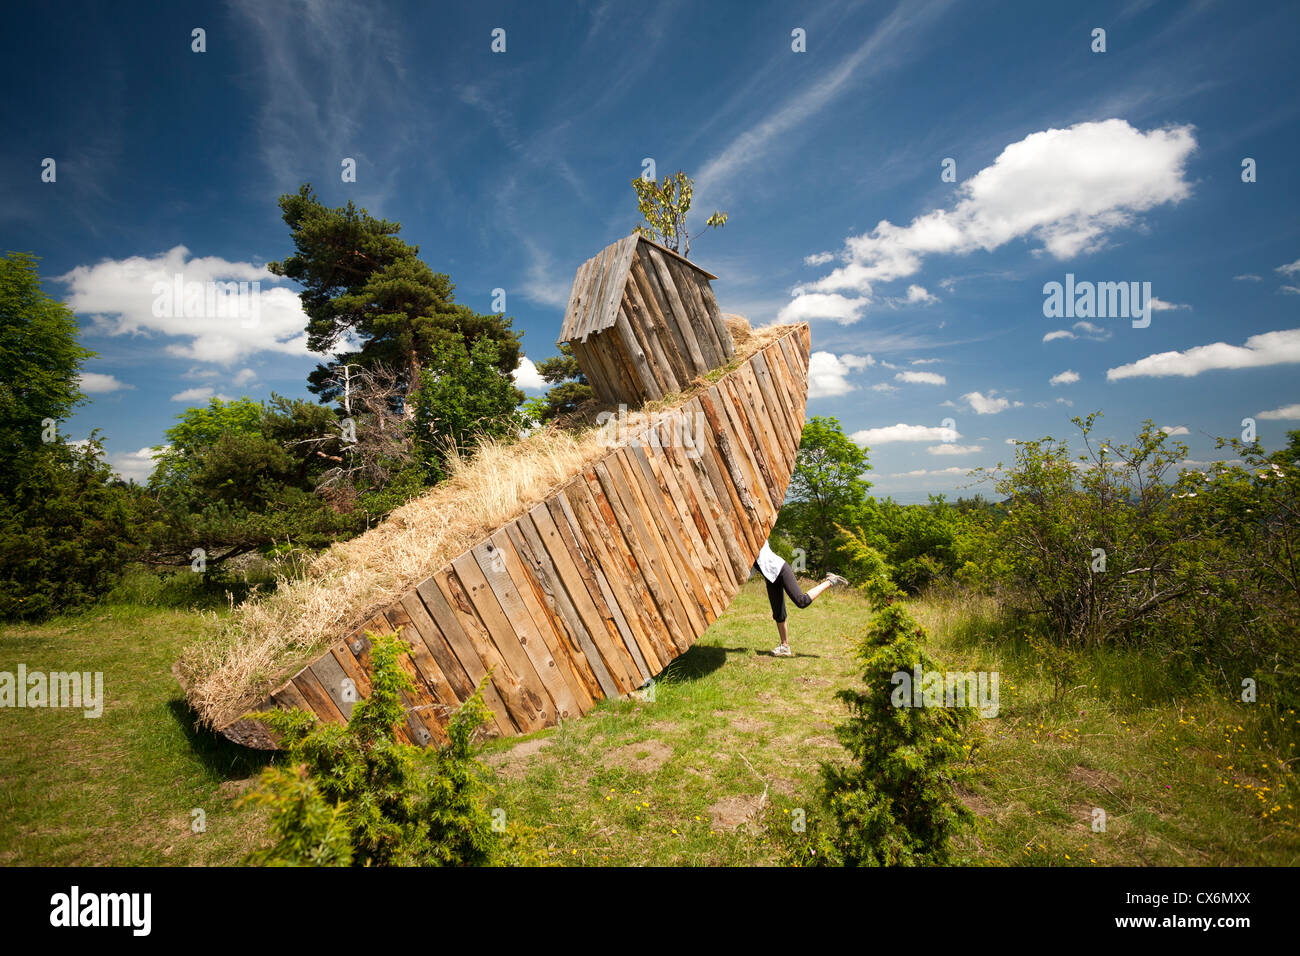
[189,234,811,749]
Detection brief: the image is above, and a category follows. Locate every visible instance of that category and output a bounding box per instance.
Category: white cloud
[1277,258,1300,277]
[1161,425,1190,435]
[1056,397,1074,406]
[910,358,942,365]
[109,446,164,484]
[807,351,876,397]
[1072,320,1112,341]
[1234,274,1262,282]
[1150,297,1190,311]
[777,291,867,325]
[851,423,961,444]
[887,466,966,478]
[895,370,946,385]
[1258,404,1300,420]
[927,443,982,455]
[1050,370,1080,386]
[869,382,898,393]
[1281,286,1300,296]
[808,352,871,396]
[232,367,258,387]
[78,372,132,394]
[963,391,1021,414]
[804,251,835,266]
[57,246,311,366]
[513,356,547,391]
[786,119,1195,322]
[1004,438,1019,445]
[171,386,229,403]
[903,284,938,305]
[1043,329,1075,343]
[1107,328,1300,380]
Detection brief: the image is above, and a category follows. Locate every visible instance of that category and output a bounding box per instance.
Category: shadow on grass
[167,698,275,780]
[657,644,751,683]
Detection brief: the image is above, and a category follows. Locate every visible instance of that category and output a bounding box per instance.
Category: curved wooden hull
[217,323,810,748]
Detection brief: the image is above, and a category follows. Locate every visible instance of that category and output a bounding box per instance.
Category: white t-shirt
[755,540,785,584]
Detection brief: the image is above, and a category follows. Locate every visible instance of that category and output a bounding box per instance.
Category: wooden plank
[508,515,619,700]
[577,468,674,667]
[451,552,555,727]
[718,377,778,530]
[329,646,372,713]
[559,254,596,342]
[695,389,762,538]
[665,255,724,369]
[580,244,619,341]
[594,236,639,344]
[593,458,696,647]
[414,577,513,737]
[680,396,755,582]
[568,339,612,405]
[489,527,595,713]
[270,679,314,715]
[728,367,784,506]
[615,304,666,399]
[472,539,581,721]
[309,651,355,720]
[571,251,604,341]
[433,566,543,734]
[622,282,681,395]
[696,280,735,360]
[750,349,798,473]
[626,440,724,619]
[378,607,455,745]
[640,243,708,377]
[629,251,693,388]
[639,421,733,616]
[397,592,475,702]
[550,491,653,682]
[292,668,347,727]
[647,245,712,373]
[657,414,742,599]
[606,449,708,640]
[383,602,460,717]
[528,501,640,694]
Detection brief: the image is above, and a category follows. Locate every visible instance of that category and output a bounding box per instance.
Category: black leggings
[761,561,812,622]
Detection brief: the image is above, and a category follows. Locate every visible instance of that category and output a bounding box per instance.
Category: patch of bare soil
[485,738,553,780]
[217,777,257,800]
[709,794,764,831]
[955,785,992,817]
[603,739,672,773]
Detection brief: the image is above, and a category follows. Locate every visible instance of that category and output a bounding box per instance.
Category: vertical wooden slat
[509,515,619,700]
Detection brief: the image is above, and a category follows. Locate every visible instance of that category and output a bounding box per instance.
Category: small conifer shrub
[240,630,535,866]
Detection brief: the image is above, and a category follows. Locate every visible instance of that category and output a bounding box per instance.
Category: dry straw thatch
[180,316,785,730]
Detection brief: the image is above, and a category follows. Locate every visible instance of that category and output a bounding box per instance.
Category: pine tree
[268,184,521,407]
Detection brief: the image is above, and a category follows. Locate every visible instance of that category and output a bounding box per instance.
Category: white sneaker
[772,644,793,657]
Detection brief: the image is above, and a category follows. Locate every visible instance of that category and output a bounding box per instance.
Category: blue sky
[3,0,1297,502]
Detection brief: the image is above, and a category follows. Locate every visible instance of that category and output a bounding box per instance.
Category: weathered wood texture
[218,324,811,749]
[559,234,736,406]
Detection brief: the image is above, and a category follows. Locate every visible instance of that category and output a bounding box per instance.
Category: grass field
[1,579,1295,866]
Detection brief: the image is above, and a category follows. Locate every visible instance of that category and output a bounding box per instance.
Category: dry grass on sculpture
[180,317,789,730]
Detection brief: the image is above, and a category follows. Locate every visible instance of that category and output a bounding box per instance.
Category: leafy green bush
[240,630,537,866]
[0,437,144,620]
[805,605,974,865]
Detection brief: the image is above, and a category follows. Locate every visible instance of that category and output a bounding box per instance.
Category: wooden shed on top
[559,232,736,406]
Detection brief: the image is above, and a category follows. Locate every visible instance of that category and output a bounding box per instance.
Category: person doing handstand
[752,539,846,657]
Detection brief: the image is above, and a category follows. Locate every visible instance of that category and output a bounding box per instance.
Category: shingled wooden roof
[559,233,718,344]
